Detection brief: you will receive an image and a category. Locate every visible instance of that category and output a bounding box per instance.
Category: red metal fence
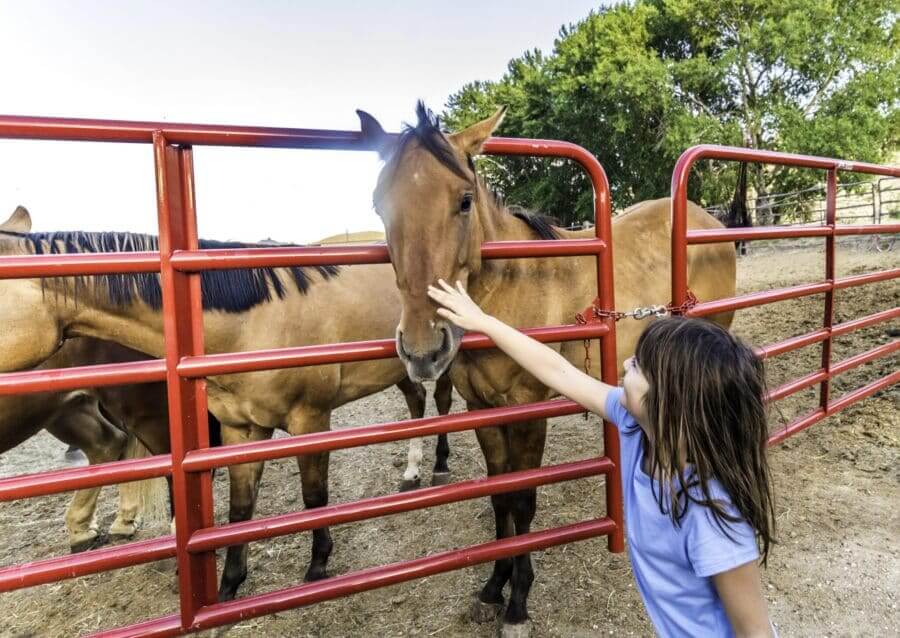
[0,116,623,636]
[671,145,900,446]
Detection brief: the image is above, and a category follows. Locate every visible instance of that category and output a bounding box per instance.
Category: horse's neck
[471,203,594,321]
[62,297,170,359]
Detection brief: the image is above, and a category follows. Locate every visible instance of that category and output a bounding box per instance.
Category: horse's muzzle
[396,324,460,382]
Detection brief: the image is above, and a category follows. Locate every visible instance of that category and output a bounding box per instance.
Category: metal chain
[575,290,700,420]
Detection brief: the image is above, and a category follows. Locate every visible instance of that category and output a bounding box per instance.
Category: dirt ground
[1,242,897,638]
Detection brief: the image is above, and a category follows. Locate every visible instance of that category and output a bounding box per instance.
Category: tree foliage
[443,0,899,225]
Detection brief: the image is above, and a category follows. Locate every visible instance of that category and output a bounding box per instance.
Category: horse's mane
[13,230,339,313]
[398,101,560,241]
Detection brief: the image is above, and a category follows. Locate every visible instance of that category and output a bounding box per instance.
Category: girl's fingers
[438,279,454,293]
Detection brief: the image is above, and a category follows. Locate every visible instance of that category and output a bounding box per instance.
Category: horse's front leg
[471,416,515,624]
[286,404,334,582]
[218,423,272,601]
[396,377,427,491]
[431,371,453,486]
[500,418,547,638]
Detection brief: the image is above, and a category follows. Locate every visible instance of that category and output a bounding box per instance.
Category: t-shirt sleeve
[686,501,760,578]
[603,387,631,431]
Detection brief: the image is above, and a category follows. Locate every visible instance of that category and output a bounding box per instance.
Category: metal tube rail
[0,251,160,279]
[0,453,171,502]
[187,457,612,553]
[176,323,608,378]
[169,238,607,271]
[769,370,900,446]
[183,398,586,473]
[0,359,166,396]
[0,536,176,593]
[688,269,899,318]
[91,518,617,638]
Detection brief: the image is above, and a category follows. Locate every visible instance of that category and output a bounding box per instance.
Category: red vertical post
[670,156,690,307]
[592,174,624,553]
[153,132,218,627]
[820,169,837,410]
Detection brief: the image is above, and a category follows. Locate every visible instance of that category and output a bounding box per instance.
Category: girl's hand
[427,279,491,332]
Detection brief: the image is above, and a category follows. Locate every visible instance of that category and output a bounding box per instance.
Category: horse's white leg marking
[403,437,424,483]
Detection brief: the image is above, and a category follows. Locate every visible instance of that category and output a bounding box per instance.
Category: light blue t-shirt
[605,388,760,637]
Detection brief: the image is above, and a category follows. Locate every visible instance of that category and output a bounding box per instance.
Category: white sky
[0,1,602,243]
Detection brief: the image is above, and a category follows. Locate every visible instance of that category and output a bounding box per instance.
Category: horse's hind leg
[218,423,272,602]
[396,377,427,491]
[286,405,334,582]
[431,371,453,486]
[500,418,547,638]
[46,395,129,553]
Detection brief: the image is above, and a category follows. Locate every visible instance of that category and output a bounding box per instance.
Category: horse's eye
[460,193,473,214]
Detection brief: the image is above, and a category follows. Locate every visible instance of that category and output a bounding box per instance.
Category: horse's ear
[448,106,507,157]
[357,109,393,160]
[0,206,32,233]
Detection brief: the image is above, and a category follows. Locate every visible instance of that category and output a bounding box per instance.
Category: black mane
[400,102,560,241]
[20,231,339,313]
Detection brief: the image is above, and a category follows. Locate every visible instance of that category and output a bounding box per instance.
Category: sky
[0,1,603,243]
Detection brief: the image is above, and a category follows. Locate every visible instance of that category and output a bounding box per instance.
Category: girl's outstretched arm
[713,561,775,637]
[427,279,616,419]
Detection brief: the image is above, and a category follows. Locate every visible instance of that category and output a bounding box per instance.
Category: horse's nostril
[440,327,450,353]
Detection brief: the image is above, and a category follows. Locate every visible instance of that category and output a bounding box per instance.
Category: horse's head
[357,103,505,381]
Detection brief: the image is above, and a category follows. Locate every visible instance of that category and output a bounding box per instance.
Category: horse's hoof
[399,477,421,492]
[70,532,108,554]
[500,620,533,638]
[217,577,245,602]
[304,565,329,582]
[471,595,503,624]
[431,471,451,486]
[64,446,87,464]
[108,519,139,539]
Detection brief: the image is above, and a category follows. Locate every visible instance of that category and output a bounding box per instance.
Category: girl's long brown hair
[634,317,775,564]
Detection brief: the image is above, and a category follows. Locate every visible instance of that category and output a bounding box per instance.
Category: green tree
[443,0,899,225]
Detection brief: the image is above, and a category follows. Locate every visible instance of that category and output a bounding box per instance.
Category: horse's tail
[118,434,169,527]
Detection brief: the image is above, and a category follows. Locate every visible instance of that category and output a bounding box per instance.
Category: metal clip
[651,305,669,317]
[632,307,653,320]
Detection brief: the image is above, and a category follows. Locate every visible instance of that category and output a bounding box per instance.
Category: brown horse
[0,336,173,552]
[0,206,452,600]
[357,103,736,636]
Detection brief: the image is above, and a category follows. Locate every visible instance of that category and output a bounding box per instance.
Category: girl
[428,279,776,637]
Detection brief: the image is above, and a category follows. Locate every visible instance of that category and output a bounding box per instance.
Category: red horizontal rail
[170,238,606,271]
[688,226,832,243]
[756,307,900,359]
[768,369,900,446]
[0,251,160,279]
[689,269,899,317]
[832,307,900,338]
[831,340,899,376]
[689,281,832,317]
[189,457,611,553]
[834,223,900,236]
[0,535,175,593]
[0,359,166,396]
[828,368,900,413]
[92,517,616,638]
[687,223,900,244]
[767,408,827,446]
[176,323,608,378]
[833,268,899,290]
[183,399,584,472]
[767,369,828,403]
[0,114,364,149]
[0,453,171,501]
[674,144,900,177]
[756,329,830,359]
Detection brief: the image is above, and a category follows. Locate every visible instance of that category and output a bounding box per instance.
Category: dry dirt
[1,243,897,638]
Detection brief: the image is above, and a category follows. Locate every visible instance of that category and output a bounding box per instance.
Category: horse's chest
[452,354,540,408]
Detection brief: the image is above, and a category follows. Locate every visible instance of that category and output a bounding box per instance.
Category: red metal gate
[0,116,623,636]
[671,145,899,445]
